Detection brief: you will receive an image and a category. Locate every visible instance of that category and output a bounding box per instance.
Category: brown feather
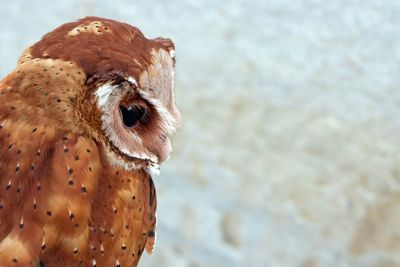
[0,16,180,267]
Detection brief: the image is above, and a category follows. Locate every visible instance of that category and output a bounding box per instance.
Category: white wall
[1,1,400,266]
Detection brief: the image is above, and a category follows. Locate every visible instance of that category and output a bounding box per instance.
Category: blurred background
[1,1,400,266]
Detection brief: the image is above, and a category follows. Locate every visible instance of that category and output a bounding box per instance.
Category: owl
[0,17,180,267]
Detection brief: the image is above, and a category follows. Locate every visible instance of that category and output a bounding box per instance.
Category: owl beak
[154,136,172,164]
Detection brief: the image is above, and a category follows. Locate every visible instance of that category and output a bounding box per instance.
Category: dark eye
[119,105,147,127]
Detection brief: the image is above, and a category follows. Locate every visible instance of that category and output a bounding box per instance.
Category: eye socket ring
[119,105,147,128]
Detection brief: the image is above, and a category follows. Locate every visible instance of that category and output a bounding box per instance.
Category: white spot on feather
[145,162,160,177]
[169,49,175,59]
[67,21,109,36]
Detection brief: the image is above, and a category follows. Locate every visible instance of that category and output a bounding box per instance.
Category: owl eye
[119,105,147,127]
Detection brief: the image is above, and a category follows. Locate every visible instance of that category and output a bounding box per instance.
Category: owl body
[0,17,179,267]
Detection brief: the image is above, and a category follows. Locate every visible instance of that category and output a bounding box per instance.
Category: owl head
[16,17,181,172]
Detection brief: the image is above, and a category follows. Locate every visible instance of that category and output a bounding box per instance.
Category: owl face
[24,17,181,171]
[89,50,179,171]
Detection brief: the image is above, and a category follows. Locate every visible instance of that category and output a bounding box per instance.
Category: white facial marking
[94,83,116,108]
[127,77,137,86]
[119,146,153,161]
[138,90,178,135]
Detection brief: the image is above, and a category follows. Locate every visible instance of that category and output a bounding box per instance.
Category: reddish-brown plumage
[0,16,179,267]
[30,17,174,84]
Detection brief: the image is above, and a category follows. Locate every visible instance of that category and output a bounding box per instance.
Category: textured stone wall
[1,1,400,266]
